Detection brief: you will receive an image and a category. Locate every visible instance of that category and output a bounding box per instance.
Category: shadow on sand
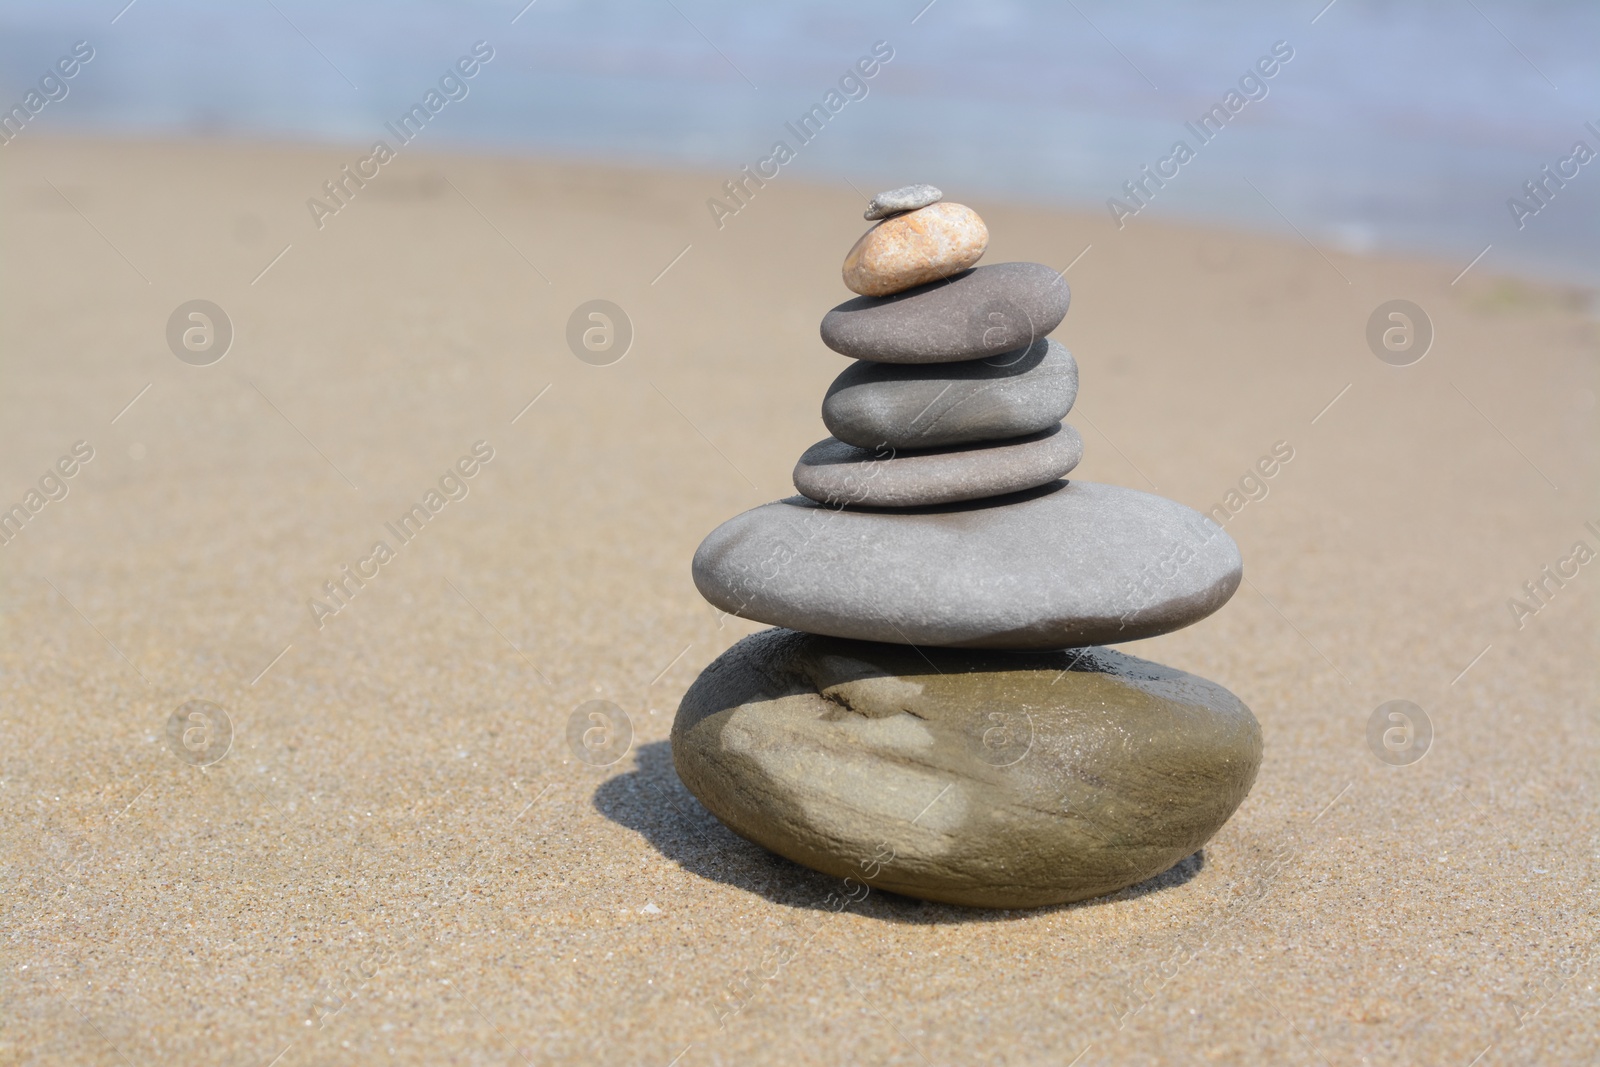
[594,739,1203,924]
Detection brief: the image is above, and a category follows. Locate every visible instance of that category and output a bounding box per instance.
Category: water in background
[3,0,1596,284]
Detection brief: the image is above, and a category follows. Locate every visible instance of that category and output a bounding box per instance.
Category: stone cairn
[672,186,1262,909]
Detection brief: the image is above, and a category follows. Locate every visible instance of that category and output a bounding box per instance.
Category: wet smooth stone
[792,423,1081,508]
[671,630,1263,909]
[821,262,1070,363]
[864,183,943,221]
[692,480,1242,649]
[822,338,1078,449]
[842,202,988,298]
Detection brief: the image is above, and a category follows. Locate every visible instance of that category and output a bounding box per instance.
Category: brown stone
[671,629,1263,909]
[841,202,988,297]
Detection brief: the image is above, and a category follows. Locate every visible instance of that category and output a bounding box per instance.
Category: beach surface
[1,138,1595,1065]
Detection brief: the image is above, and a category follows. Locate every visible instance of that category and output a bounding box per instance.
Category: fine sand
[1,137,1595,1065]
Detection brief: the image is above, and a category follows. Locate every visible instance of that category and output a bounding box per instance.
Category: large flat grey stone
[692,480,1242,649]
[822,338,1078,449]
[672,630,1262,908]
[792,423,1081,508]
[820,262,1070,364]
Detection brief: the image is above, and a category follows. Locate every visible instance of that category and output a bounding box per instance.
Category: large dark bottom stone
[671,629,1262,909]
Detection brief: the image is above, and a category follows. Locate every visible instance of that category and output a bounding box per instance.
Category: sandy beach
[1,137,1595,1065]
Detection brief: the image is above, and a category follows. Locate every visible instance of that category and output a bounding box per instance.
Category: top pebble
[864,184,942,221]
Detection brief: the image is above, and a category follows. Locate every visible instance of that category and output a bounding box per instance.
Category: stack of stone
[673,187,1262,909]
[798,185,1082,512]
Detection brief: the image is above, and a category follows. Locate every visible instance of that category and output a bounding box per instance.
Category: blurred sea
[3,0,1596,284]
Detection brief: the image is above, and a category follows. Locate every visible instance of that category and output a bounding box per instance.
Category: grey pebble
[692,480,1242,649]
[671,630,1263,908]
[863,183,943,220]
[822,338,1078,449]
[792,423,1081,508]
[820,262,1070,363]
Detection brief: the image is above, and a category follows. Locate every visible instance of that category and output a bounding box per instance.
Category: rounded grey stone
[820,262,1070,363]
[822,338,1078,449]
[671,629,1263,909]
[864,183,942,221]
[792,423,1082,508]
[692,480,1242,649]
